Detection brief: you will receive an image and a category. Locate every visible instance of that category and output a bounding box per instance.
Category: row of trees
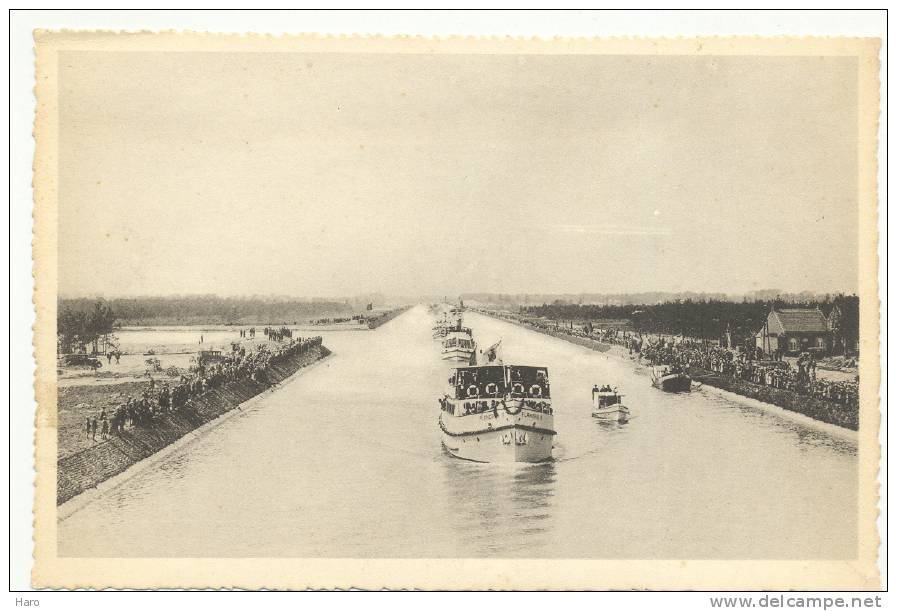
[521,295,860,353]
[57,300,116,355]
[464,290,839,307]
[59,295,355,326]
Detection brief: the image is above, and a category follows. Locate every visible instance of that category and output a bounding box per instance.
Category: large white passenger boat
[438,364,556,462]
[441,326,476,361]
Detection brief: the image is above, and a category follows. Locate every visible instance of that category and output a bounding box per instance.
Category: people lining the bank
[82,336,322,442]
[639,339,858,409]
[486,309,859,411]
[263,326,293,342]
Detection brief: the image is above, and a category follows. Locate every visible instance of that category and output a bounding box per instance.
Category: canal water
[58,306,858,559]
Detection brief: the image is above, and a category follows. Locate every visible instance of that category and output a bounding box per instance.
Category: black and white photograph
[12,11,885,595]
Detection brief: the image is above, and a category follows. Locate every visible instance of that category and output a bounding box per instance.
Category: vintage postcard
[31,32,881,590]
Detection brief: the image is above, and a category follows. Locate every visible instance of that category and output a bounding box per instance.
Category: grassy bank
[57,344,329,505]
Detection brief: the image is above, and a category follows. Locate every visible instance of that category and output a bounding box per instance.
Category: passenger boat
[591,385,629,422]
[438,364,556,462]
[432,312,458,340]
[441,327,475,361]
[651,365,691,392]
[432,321,450,340]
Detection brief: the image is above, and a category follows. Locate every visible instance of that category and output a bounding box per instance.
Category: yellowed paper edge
[31,31,882,591]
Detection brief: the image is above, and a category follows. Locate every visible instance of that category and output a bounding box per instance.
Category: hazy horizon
[59,52,859,298]
[58,288,859,303]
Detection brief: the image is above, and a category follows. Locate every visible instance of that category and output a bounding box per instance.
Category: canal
[58,306,858,559]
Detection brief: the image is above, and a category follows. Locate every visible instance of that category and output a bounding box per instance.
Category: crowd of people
[475,309,859,411]
[85,335,323,442]
[635,337,859,410]
[311,315,365,325]
[263,326,293,342]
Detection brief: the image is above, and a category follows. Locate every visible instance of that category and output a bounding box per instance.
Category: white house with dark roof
[755,307,832,356]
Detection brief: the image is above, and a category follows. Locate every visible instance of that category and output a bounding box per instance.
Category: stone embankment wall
[687,368,858,430]
[57,345,329,505]
[367,306,412,329]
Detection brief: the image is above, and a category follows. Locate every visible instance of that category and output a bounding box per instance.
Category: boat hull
[653,374,692,392]
[592,405,630,422]
[439,409,555,463]
[442,348,474,361]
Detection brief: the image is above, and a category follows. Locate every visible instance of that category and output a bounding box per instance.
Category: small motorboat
[651,365,692,392]
[591,385,630,422]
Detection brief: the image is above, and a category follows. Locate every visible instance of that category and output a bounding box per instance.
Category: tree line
[56,295,363,354]
[520,295,860,351]
[58,295,355,327]
[57,301,116,354]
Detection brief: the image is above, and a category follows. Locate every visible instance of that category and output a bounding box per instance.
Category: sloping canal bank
[686,367,857,430]
[473,308,857,430]
[366,305,412,329]
[57,344,329,505]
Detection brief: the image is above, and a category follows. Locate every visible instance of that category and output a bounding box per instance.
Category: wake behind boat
[438,364,556,462]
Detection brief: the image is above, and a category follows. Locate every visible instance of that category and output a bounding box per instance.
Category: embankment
[367,306,412,329]
[687,368,858,430]
[474,309,614,353]
[474,309,857,430]
[57,344,329,505]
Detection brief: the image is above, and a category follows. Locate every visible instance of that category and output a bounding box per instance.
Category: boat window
[455,366,506,399]
[507,366,551,399]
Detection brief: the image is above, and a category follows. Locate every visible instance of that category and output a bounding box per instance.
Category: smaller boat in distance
[651,364,691,392]
[432,319,450,340]
[442,325,476,362]
[591,385,630,422]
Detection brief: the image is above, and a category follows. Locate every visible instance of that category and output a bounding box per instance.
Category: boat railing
[446,396,553,416]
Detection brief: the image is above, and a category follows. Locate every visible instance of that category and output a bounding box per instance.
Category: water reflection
[441,459,557,556]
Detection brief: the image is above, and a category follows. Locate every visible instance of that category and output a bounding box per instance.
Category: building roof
[768,308,830,334]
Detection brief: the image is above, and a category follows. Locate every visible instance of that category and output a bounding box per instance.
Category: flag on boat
[484,340,502,364]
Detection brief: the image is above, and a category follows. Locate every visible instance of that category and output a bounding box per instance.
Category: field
[57,329,288,459]
[58,380,155,459]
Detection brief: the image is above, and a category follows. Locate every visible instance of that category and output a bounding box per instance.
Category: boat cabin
[447,365,551,400]
[592,385,623,408]
[443,332,474,350]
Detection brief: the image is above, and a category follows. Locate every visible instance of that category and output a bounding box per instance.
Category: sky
[58,51,859,298]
